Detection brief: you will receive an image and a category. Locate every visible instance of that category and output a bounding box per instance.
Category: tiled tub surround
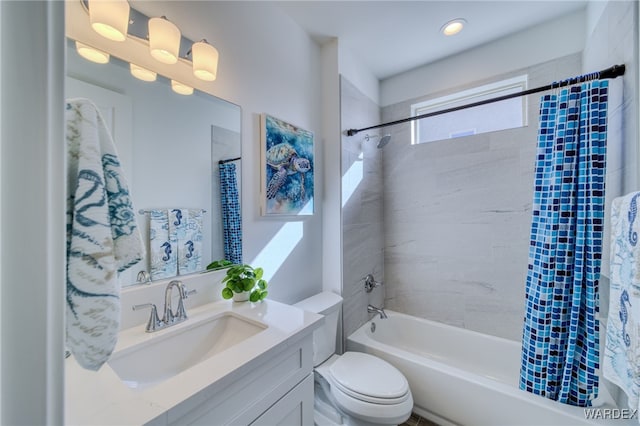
[347,311,629,426]
[65,272,323,425]
[381,53,582,340]
[341,76,386,342]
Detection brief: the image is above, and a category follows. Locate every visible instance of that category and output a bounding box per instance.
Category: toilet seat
[328,352,410,405]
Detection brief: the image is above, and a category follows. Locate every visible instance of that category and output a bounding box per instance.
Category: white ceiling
[275,1,588,80]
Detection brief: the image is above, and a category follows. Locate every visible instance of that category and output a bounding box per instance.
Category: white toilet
[295,292,413,426]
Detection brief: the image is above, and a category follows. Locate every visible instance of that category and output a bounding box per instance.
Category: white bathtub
[347,311,634,426]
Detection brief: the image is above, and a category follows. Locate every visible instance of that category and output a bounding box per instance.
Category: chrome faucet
[133,280,196,333]
[367,304,388,319]
[136,270,152,284]
[163,280,188,325]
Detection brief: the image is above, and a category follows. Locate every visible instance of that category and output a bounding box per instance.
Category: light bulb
[88,0,130,42]
[192,40,219,81]
[130,63,157,82]
[441,19,466,36]
[149,17,181,64]
[75,41,110,64]
[171,80,193,95]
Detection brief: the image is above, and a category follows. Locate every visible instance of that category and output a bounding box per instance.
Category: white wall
[321,39,343,298]
[380,8,586,107]
[1,1,65,424]
[117,2,325,304]
[338,45,380,106]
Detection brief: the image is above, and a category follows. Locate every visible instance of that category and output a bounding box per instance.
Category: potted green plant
[206,259,234,271]
[221,264,268,302]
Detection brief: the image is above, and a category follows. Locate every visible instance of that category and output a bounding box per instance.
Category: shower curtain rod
[219,157,241,165]
[345,64,626,137]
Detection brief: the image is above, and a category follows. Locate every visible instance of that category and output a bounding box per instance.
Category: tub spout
[367,304,388,319]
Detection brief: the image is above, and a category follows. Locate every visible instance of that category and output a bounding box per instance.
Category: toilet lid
[328,352,409,403]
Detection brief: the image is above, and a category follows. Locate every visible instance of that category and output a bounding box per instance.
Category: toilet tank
[294,292,342,366]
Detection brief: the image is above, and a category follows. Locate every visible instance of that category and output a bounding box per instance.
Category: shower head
[377,134,391,148]
[364,133,392,149]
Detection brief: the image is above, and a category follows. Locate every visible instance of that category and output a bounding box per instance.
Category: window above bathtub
[411,74,528,145]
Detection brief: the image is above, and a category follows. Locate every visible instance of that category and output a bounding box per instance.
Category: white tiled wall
[340,76,385,342]
[583,0,638,314]
[340,0,637,344]
[381,54,582,341]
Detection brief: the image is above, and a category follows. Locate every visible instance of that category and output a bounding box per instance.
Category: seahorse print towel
[175,209,203,275]
[149,209,178,280]
[604,192,640,411]
[66,98,144,371]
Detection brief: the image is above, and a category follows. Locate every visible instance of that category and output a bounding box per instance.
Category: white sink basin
[108,312,267,389]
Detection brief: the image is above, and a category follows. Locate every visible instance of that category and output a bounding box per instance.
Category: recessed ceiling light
[441,18,466,36]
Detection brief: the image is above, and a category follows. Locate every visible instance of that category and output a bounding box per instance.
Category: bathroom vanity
[65,280,323,426]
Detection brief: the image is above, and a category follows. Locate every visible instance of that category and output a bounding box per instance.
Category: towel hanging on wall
[175,208,203,275]
[147,208,204,278]
[149,209,178,279]
[604,192,640,411]
[65,98,144,371]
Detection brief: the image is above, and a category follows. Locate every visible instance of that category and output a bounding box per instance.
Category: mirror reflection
[65,40,242,286]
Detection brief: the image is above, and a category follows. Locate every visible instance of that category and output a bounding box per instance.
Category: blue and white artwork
[262,114,314,215]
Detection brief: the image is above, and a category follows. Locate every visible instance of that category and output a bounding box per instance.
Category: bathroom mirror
[65,40,242,287]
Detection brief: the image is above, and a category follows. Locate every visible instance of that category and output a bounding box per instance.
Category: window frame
[411,74,529,145]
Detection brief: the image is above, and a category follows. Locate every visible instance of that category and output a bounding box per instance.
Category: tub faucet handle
[364,274,383,293]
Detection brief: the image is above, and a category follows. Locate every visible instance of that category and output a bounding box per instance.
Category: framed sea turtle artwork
[260,114,314,216]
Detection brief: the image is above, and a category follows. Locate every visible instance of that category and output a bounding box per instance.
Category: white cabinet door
[250,374,314,426]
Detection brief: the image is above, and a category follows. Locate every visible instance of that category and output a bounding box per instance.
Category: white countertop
[65,298,323,425]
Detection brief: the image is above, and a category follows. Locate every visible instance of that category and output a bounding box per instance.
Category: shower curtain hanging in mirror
[520,79,608,406]
[219,162,243,264]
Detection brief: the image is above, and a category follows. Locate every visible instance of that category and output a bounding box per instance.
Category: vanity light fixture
[75,41,110,64]
[191,39,219,81]
[88,0,130,42]
[441,18,466,36]
[130,63,157,82]
[171,80,194,95]
[148,16,181,64]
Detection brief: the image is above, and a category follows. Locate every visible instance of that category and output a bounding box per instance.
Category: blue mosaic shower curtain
[219,162,243,264]
[520,80,609,406]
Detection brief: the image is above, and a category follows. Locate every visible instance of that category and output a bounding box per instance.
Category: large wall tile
[381,54,583,340]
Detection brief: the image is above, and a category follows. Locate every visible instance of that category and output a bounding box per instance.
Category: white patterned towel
[604,192,640,412]
[176,209,203,275]
[149,209,178,280]
[66,98,144,371]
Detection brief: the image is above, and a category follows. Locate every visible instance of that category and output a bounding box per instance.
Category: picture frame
[260,114,314,216]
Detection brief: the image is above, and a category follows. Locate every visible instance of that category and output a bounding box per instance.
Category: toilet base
[313,371,405,426]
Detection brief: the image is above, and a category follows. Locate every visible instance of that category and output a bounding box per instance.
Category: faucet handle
[175,288,197,321]
[133,303,163,333]
[136,270,152,284]
[363,274,383,293]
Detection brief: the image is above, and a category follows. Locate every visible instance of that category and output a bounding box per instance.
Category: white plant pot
[232,291,251,302]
